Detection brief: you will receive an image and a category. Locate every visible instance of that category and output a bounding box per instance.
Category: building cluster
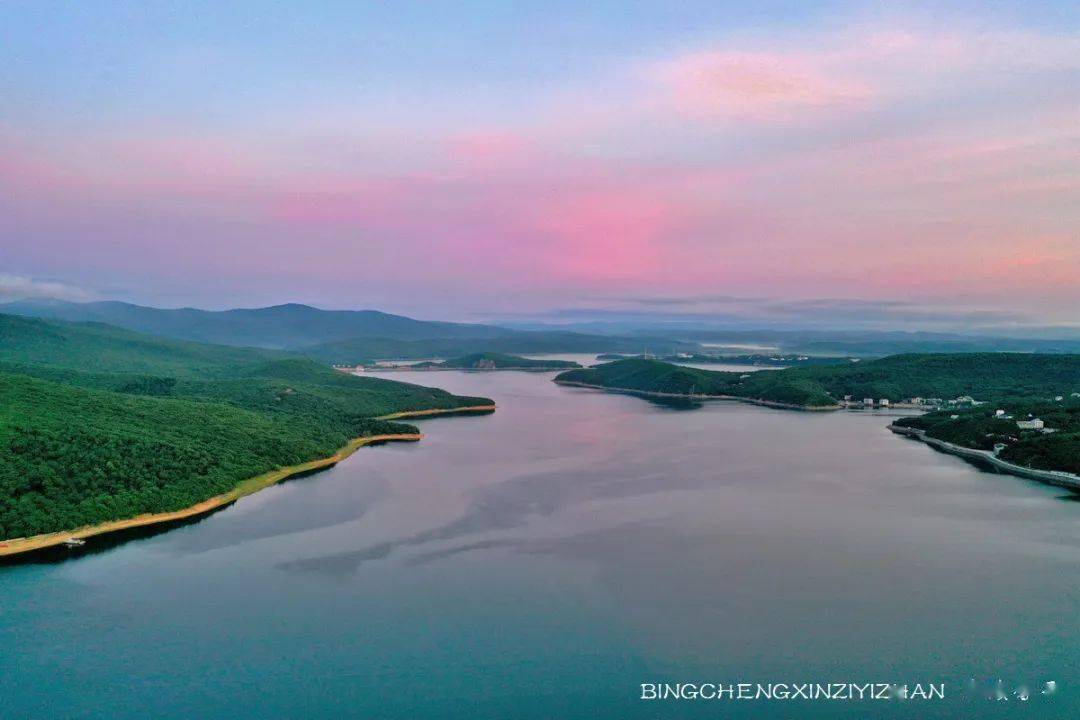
[993,409,1054,433]
[332,364,366,373]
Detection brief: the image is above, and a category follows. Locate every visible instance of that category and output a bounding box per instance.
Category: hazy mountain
[0,300,688,359]
[0,300,510,349]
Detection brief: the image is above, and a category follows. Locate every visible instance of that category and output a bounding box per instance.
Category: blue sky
[1,2,1077,328]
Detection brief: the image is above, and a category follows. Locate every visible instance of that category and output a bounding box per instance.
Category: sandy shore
[553,380,841,411]
[375,404,497,420]
[0,432,423,559]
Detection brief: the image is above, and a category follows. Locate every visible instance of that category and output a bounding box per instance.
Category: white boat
[63,538,86,548]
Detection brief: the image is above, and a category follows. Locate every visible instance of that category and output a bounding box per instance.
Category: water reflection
[277,459,700,574]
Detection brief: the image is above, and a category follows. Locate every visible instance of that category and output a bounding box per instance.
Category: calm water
[2,370,1077,719]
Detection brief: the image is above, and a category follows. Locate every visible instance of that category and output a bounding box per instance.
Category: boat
[63,538,86,548]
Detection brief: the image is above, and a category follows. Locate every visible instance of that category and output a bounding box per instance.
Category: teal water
[2,370,1077,719]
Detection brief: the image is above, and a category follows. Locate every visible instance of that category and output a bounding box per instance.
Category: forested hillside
[0,300,508,348]
[0,374,413,539]
[0,314,492,539]
[790,353,1080,401]
[0,299,682,357]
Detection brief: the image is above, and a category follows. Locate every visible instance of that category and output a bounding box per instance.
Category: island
[0,313,495,557]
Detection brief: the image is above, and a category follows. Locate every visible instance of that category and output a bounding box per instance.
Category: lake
[1,368,1077,719]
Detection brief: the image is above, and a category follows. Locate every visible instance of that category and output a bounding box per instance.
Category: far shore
[0,432,425,559]
[553,380,841,411]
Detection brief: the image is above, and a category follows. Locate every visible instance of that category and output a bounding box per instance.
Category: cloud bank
[0,274,94,302]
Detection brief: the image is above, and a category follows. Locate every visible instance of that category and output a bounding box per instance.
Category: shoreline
[375,403,497,420]
[889,425,1080,492]
[553,380,841,412]
[0,432,423,559]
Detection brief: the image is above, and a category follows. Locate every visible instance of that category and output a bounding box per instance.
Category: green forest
[783,353,1080,401]
[0,314,492,540]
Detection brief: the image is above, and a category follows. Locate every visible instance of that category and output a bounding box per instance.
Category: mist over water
[2,369,1077,719]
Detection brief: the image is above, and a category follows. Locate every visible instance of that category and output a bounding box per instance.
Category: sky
[1,1,1077,330]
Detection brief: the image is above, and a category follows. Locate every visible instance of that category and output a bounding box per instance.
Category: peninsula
[0,313,494,553]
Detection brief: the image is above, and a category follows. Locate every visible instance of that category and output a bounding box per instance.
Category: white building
[879,398,890,407]
[1016,419,1045,430]
[863,398,874,406]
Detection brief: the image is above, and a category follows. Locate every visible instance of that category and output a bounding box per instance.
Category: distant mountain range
[0,300,683,360]
[0,300,507,349]
[5,299,1076,362]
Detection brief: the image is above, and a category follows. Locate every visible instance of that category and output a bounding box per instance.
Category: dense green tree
[0,314,492,539]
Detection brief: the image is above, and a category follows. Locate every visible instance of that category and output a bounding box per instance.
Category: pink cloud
[653,50,874,121]
[526,189,673,282]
